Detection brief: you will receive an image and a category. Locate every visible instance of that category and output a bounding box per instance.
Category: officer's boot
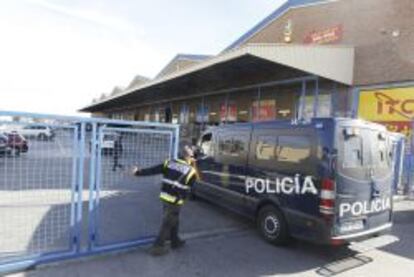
[148,244,169,256]
[171,238,186,249]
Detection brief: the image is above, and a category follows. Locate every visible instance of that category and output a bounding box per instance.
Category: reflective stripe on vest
[162,178,191,190]
[159,192,184,205]
[185,168,196,184]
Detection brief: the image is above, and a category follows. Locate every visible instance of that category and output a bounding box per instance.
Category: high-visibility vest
[159,159,197,205]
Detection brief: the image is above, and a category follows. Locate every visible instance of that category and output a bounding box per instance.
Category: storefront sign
[358,87,414,152]
[303,25,343,44]
[358,87,414,122]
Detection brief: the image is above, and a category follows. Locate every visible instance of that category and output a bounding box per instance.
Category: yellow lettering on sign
[358,87,414,122]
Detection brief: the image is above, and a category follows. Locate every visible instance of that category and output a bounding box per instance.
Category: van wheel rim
[264,215,279,236]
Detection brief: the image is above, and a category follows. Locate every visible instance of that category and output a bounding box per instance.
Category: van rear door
[334,123,393,239]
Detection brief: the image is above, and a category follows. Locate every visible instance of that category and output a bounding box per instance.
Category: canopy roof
[81,44,354,112]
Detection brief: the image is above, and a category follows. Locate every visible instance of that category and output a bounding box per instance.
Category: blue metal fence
[0,111,179,274]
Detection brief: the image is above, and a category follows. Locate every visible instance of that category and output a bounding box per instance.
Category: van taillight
[319,178,335,219]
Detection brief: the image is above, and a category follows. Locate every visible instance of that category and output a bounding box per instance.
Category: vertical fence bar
[92,127,104,247]
[88,123,97,250]
[75,122,86,252]
[69,125,79,250]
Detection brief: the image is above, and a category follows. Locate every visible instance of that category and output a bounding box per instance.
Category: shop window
[302,81,332,119]
[228,89,257,122]
[180,104,190,124]
[196,103,208,123]
[204,95,226,125]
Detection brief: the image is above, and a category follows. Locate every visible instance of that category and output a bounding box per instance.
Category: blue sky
[0,0,285,115]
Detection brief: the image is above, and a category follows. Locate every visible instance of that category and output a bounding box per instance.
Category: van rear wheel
[257,205,289,245]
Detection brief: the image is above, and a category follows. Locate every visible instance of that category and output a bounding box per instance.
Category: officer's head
[179,145,194,161]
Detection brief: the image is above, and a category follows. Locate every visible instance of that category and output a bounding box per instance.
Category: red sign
[304,25,343,44]
[220,103,237,122]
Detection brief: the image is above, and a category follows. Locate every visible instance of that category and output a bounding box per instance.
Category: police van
[193,118,396,246]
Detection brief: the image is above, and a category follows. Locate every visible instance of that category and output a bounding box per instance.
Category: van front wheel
[257,205,289,245]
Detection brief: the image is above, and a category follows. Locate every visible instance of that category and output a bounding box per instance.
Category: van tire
[257,205,289,246]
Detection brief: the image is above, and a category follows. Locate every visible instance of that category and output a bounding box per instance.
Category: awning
[81,43,354,112]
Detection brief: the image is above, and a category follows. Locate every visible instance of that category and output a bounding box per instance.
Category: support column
[313,78,319,118]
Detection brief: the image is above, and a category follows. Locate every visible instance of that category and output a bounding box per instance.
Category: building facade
[81,0,413,150]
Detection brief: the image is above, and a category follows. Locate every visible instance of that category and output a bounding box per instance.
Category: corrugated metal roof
[156,53,213,78]
[224,0,339,51]
[126,75,151,90]
[81,43,354,111]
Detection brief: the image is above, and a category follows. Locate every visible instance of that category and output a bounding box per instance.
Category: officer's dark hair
[178,145,194,160]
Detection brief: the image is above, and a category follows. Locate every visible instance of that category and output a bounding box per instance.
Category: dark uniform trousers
[154,202,181,247]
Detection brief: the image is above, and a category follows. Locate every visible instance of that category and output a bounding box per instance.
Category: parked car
[17,125,55,141]
[193,118,396,247]
[0,134,11,157]
[3,132,28,156]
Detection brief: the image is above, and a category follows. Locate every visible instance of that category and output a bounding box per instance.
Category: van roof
[206,118,387,131]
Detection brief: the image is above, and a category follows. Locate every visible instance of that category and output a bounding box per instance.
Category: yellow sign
[358,87,414,122]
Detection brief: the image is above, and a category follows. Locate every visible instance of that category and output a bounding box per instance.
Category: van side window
[256,136,277,160]
[343,135,363,168]
[277,136,311,163]
[218,134,247,157]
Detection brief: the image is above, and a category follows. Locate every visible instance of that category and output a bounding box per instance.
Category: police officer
[132,145,198,256]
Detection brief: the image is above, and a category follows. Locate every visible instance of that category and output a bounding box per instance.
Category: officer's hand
[132,166,140,176]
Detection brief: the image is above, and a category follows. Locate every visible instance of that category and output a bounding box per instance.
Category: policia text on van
[193,118,396,245]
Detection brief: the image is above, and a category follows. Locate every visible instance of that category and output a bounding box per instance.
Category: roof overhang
[81,44,354,112]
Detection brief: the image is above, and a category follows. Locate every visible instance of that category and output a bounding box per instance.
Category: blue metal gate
[0,111,179,274]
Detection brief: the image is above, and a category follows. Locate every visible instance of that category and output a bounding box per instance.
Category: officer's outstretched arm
[133,163,164,176]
